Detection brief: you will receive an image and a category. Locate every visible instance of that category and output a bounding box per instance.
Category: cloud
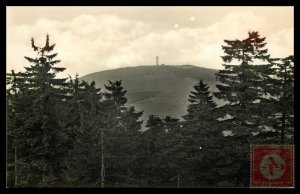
[7,10,293,78]
[268,27,294,57]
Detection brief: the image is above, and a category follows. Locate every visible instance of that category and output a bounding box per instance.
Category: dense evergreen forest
[6,31,294,187]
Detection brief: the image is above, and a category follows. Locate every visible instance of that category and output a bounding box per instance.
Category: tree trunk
[101,129,105,188]
[281,112,286,144]
[177,170,180,188]
[14,146,18,186]
[42,162,45,183]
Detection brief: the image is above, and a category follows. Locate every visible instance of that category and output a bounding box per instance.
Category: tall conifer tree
[213,31,274,186]
[7,34,70,186]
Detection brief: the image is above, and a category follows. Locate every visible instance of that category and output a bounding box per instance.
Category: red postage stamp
[251,145,294,188]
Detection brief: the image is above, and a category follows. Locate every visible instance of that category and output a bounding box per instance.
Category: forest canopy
[6,32,294,187]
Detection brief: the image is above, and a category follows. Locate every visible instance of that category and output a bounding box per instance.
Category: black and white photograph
[6,6,294,188]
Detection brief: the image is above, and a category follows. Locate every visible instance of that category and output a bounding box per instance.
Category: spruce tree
[7,34,71,186]
[213,31,274,186]
[63,80,103,186]
[137,114,165,187]
[214,31,272,136]
[160,116,187,187]
[117,106,143,185]
[267,56,294,144]
[100,80,143,187]
[7,70,33,187]
[182,80,225,187]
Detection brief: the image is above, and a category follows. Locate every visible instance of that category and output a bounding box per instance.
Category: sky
[7,6,294,77]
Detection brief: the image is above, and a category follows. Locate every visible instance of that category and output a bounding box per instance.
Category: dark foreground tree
[181,80,229,187]
[63,80,103,186]
[7,34,71,186]
[96,80,143,187]
[213,31,282,186]
[267,56,294,144]
[7,70,33,187]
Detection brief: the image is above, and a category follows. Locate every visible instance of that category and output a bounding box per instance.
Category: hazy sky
[7,6,293,77]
